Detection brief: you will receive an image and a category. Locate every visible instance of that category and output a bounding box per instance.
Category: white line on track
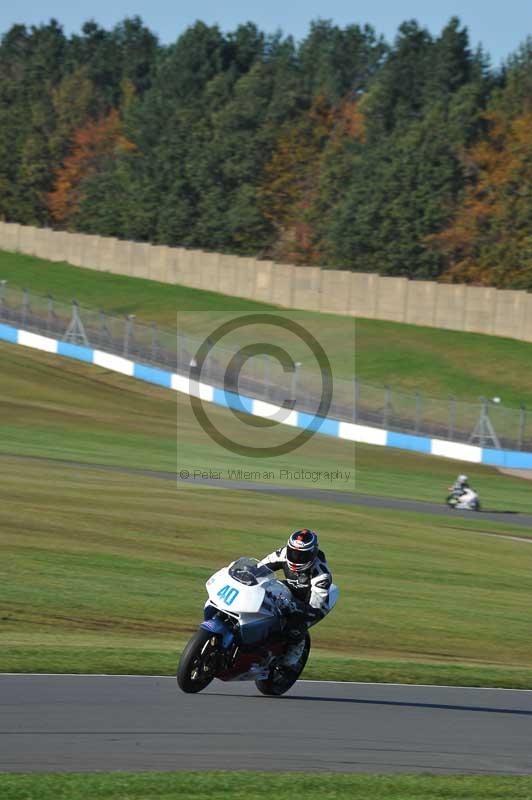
[456,529,532,544]
[2,673,531,692]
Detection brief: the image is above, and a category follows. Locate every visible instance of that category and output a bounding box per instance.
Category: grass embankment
[4,249,532,406]
[0,251,274,321]
[355,316,532,408]
[2,453,532,685]
[3,339,532,511]
[2,339,532,685]
[0,341,354,491]
[3,339,532,510]
[2,773,532,800]
[355,442,532,512]
[0,250,356,382]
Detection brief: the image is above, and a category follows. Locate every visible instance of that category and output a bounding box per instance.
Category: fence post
[518,405,526,451]
[22,288,29,326]
[63,300,89,345]
[124,314,135,358]
[448,396,456,440]
[469,397,501,449]
[263,355,271,400]
[98,311,106,347]
[0,280,6,318]
[383,386,391,429]
[47,294,53,333]
[353,378,359,423]
[290,363,301,409]
[178,332,190,374]
[415,392,422,434]
[150,322,159,363]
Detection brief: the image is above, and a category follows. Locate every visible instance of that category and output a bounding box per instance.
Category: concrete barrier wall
[375,277,409,322]
[17,225,36,255]
[351,273,378,318]
[234,256,256,299]
[494,290,527,341]
[320,270,351,314]
[2,221,532,344]
[253,259,274,304]
[293,265,321,311]
[522,296,532,343]
[464,286,497,335]
[405,281,437,327]
[0,223,21,253]
[271,263,295,307]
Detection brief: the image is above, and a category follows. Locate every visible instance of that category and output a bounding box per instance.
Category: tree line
[0,16,531,287]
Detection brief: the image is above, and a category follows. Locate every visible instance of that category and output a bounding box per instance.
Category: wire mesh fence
[1,280,531,451]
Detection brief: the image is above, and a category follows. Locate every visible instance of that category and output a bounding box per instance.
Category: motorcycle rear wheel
[255,634,310,697]
[177,629,219,693]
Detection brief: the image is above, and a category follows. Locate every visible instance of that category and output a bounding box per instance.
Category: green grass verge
[2,341,532,686]
[354,441,532,513]
[3,645,532,690]
[356,316,532,407]
[0,250,356,382]
[3,338,532,512]
[0,250,275,320]
[2,453,532,686]
[0,339,355,492]
[2,773,532,800]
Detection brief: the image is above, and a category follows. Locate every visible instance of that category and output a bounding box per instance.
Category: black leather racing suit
[450,480,468,496]
[258,546,333,627]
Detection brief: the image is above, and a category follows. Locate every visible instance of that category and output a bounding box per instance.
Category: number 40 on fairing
[217,585,239,606]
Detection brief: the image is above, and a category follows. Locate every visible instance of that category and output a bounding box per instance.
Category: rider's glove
[288,601,304,616]
[278,597,298,615]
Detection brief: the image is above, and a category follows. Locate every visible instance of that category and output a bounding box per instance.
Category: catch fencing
[1,281,530,452]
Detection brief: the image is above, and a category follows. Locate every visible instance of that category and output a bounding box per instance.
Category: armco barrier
[2,319,532,469]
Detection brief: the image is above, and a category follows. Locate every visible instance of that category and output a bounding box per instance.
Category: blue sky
[0,0,530,66]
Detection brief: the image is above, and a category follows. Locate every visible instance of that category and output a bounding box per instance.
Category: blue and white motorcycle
[177,557,338,696]
[446,487,481,511]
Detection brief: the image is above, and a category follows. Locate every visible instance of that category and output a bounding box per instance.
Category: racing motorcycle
[177,556,338,696]
[446,487,481,511]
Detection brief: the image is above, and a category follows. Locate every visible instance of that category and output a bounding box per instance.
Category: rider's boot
[282,637,306,669]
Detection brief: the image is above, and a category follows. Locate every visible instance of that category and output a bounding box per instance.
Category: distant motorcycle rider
[259,529,333,668]
[449,474,470,496]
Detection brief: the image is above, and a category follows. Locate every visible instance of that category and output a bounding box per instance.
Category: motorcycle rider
[448,473,479,509]
[449,474,470,496]
[259,528,332,669]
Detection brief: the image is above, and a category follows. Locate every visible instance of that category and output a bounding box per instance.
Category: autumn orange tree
[428,47,532,289]
[48,108,135,226]
[258,96,364,264]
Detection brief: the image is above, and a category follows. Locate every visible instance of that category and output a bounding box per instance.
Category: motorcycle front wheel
[255,634,311,697]
[177,628,219,693]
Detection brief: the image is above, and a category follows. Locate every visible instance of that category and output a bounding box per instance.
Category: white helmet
[457,474,468,484]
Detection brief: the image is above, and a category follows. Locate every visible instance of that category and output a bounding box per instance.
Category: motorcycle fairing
[200,617,234,649]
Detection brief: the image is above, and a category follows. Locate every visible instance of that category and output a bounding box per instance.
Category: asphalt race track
[1,675,532,774]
